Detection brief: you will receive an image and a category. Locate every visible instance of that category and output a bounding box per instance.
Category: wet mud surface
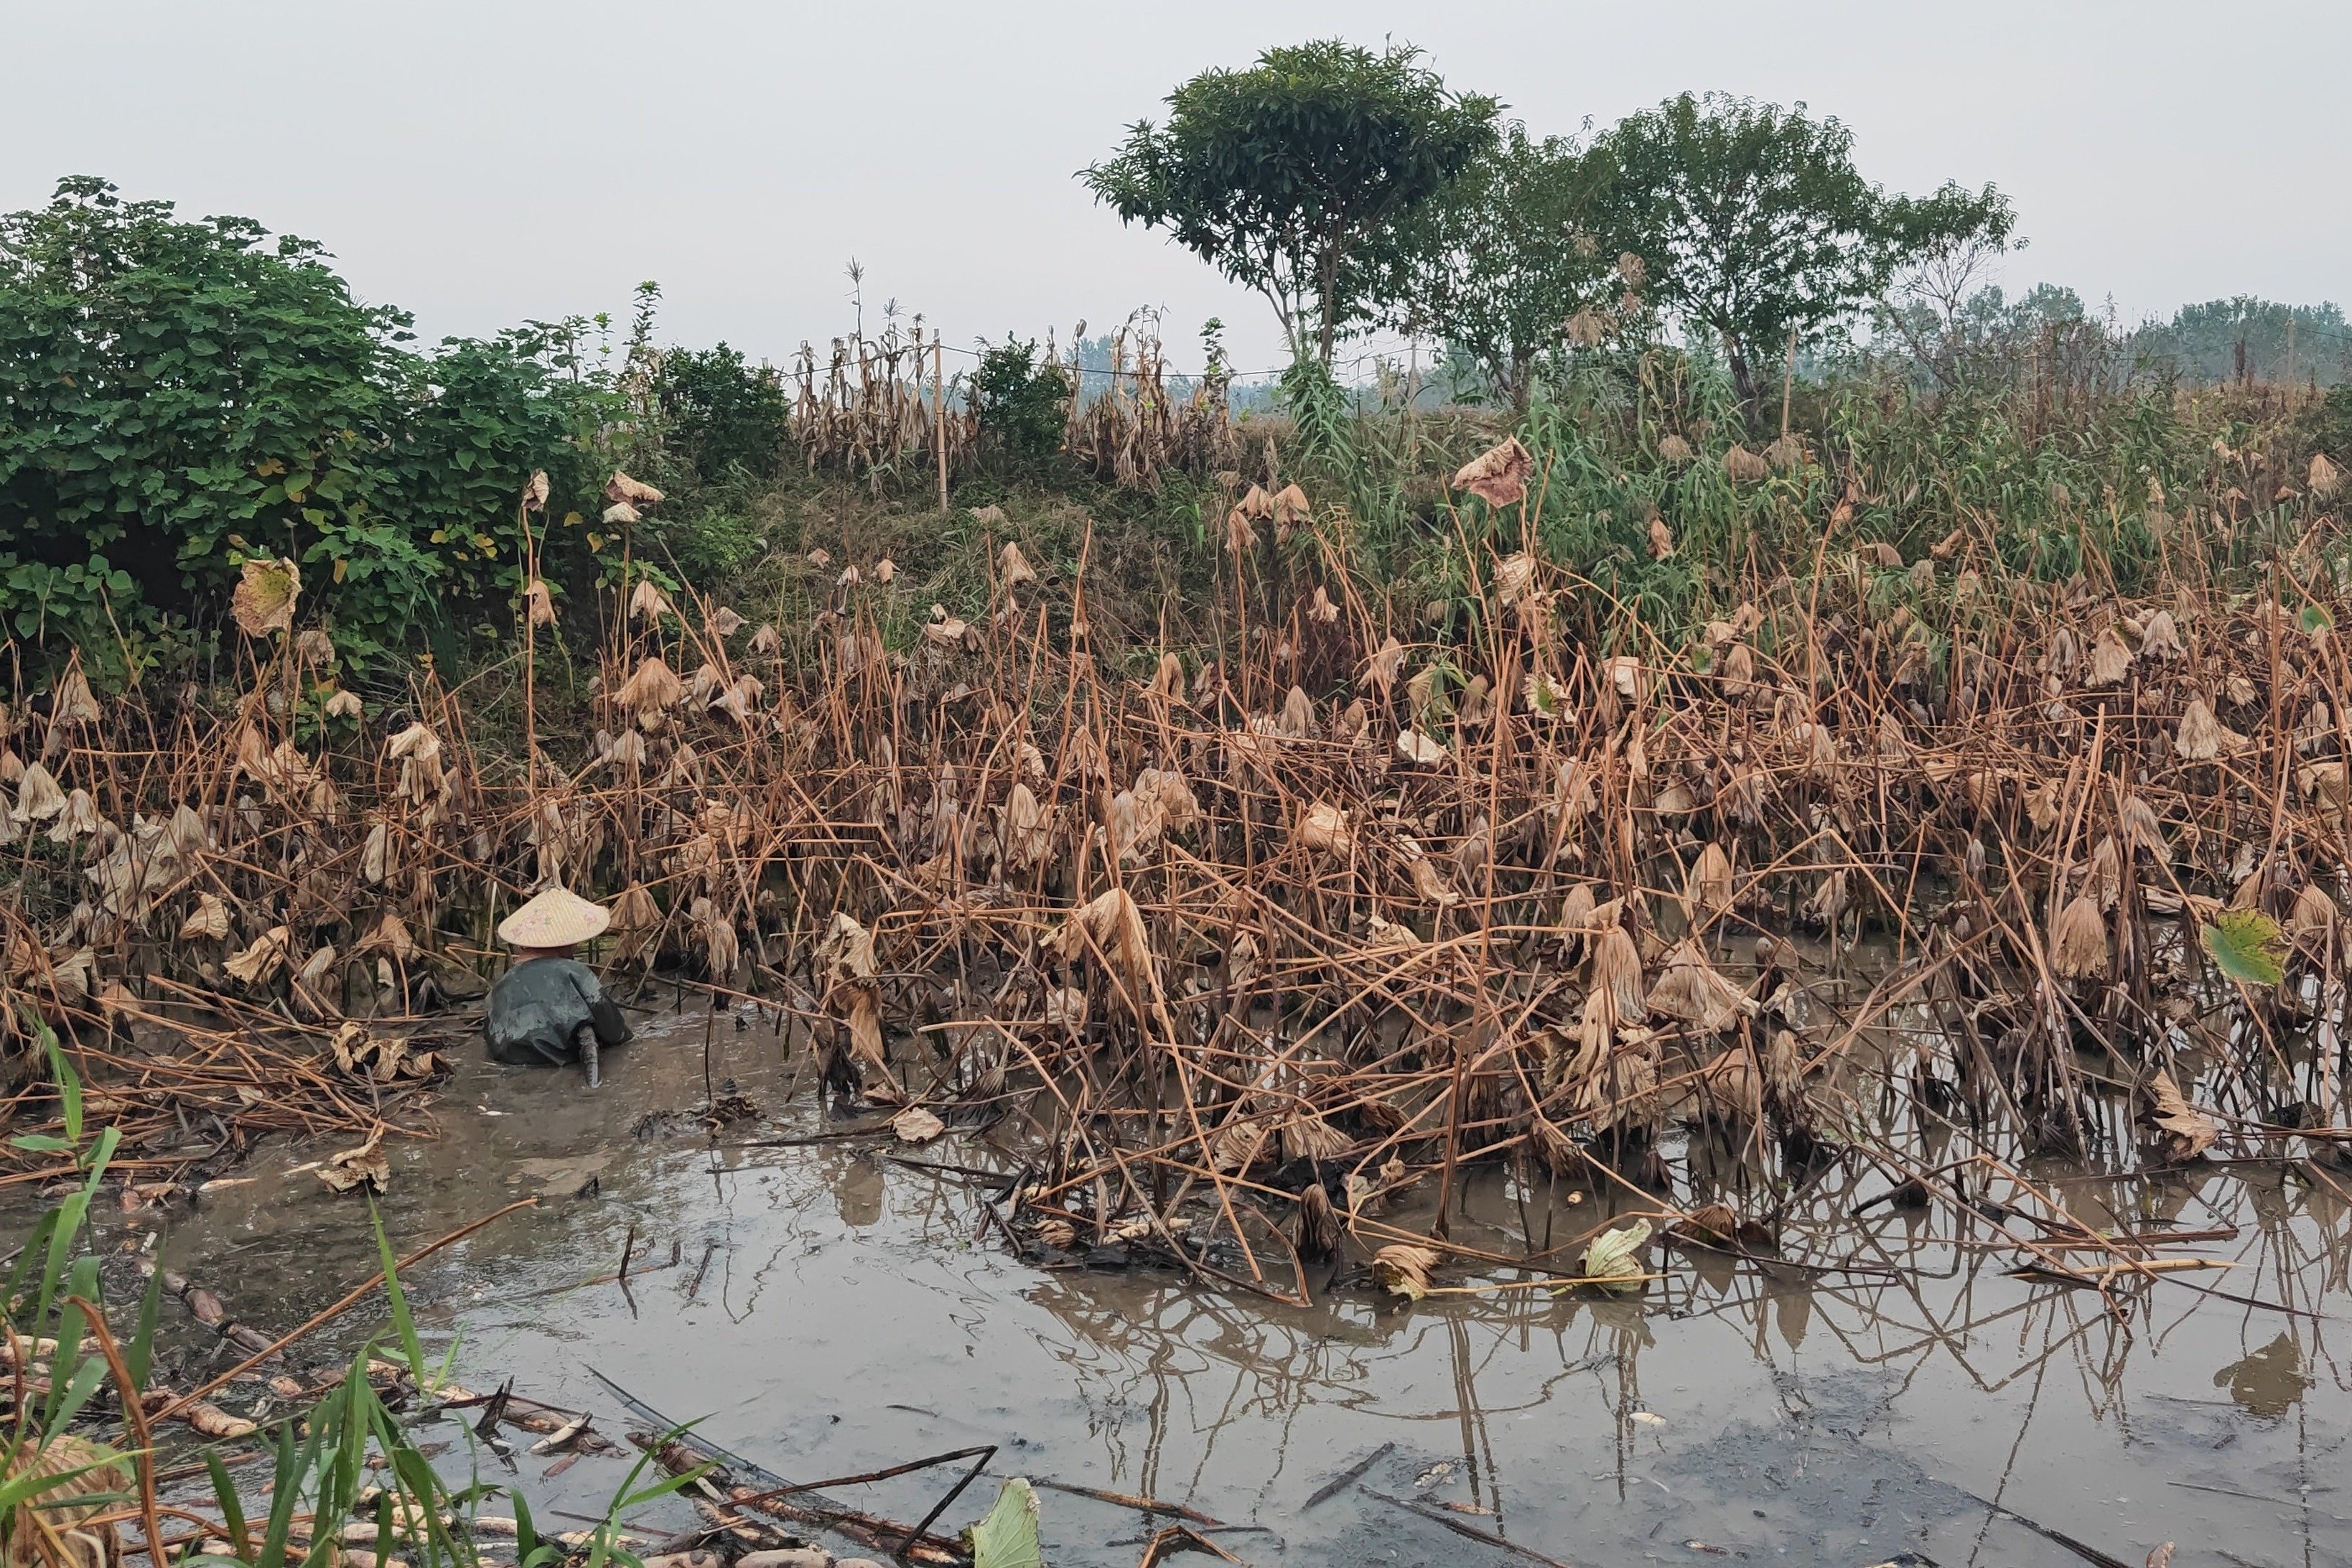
[97,1002,2352,1567]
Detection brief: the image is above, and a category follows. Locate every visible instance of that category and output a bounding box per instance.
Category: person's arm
[571,969,634,1046]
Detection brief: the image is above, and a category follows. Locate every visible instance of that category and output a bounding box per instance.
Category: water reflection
[2216,1334,2311,1417]
[93,1008,2352,1567]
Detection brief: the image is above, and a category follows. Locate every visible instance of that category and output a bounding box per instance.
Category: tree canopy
[1580,93,2013,407]
[1082,40,1498,365]
[1376,124,1620,407]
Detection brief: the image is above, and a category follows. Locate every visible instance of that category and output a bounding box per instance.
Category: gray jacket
[485,958,633,1068]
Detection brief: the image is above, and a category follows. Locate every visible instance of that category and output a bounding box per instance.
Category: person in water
[485,887,632,1088]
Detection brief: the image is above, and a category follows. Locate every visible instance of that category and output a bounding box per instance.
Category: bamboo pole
[935,340,948,515]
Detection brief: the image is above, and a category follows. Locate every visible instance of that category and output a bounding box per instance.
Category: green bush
[969,339,1070,468]
[0,177,619,676]
[656,342,788,483]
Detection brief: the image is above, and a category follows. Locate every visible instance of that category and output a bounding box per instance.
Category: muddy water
[116,1000,2352,1568]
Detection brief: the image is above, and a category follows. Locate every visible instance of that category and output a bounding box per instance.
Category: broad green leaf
[972,1477,1043,1568]
[2203,908,2286,986]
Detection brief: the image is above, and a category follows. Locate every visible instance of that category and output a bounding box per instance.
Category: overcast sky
[6,1,2346,375]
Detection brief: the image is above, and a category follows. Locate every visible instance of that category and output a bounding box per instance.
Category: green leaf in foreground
[972,1476,1042,1568]
[2203,907,2287,986]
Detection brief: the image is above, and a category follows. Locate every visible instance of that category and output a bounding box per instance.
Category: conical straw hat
[497,887,610,948]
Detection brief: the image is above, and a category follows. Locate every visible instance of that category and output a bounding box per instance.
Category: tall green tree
[1589,93,2012,411]
[1083,40,1498,365]
[1379,123,1620,407]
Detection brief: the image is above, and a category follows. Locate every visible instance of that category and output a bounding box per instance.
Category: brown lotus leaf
[691,894,739,980]
[1723,445,1770,484]
[225,925,291,986]
[50,947,95,1000]
[1395,729,1446,767]
[2138,609,2186,659]
[2175,697,2244,761]
[2289,881,2337,939]
[47,788,98,843]
[50,665,101,724]
[615,655,684,716]
[2086,625,2132,686]
[2147,1070,2217,1159]
[1109,788,1165,865]
[1271,482,1312,536]
[1224,500,1260,558]
[1212,1120,1269,1175]
[2119,794,2170,863]
[1055,887,1156,999]
[1694,1041,1764,1123]
[318,1133,390,1193]
[1371,1242,1442,1300]
[1591,924,1648,1027]
[892,1106,947,1144]
[1295,1182,1342,1261]
[1297,800,1353,856]
[11,760,65,824]
[179,892,231,941]
[1127,765,1187,823]
[3,1432,133,1564]
[1042,986,1088,1032]
[1276,684,1315,738]
[1148,651,1187,702]
[1686,842,1733,918]
[2050,895,2109,979]
[1279,1114,1350,1165]
[231,556,302,638]
[605,471,663,506]
[1648,941,1745,1032]
[1453,437,1533,508]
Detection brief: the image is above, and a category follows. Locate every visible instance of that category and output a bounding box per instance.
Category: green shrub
[657,342,788,483]
[0,178,619,676]
[969,339,1070,468]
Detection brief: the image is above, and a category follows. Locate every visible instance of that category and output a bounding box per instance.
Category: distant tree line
[1083,40,2347,412]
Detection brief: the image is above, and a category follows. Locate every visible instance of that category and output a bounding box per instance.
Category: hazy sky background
[6,1,2346,375]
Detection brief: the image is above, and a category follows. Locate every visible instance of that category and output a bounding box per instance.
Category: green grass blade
[203,1448,250,1563]
[127,1261,165,1393]
[370,1203,428,1383]
[39,1022,83,1148]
